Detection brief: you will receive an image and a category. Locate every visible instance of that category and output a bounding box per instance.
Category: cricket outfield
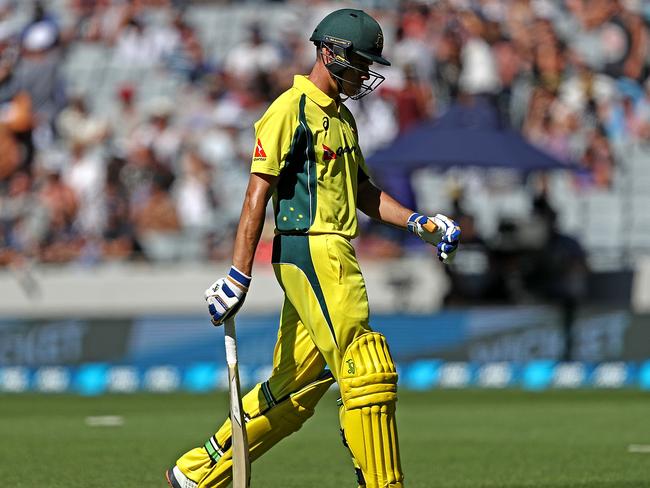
[1,390,648,487]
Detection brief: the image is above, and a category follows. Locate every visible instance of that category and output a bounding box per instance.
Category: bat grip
[224,318,238,366]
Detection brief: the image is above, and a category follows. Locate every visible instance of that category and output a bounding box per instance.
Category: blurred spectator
[173,148,217,231]
[433,26,462,107]
[112,10,175,68]
[380,63,435,133]
[527,192,588,360]
[392,19,434,82]
[38,168,82,263]
[224,23,281,80]
[164,13,211,83]
[458,9,500,96]
[107,83,141,152]
[62,142,106,235]
[101,155,139,261]
[0,171,48,257]
[130,98,182,168]
[56,92,109,148]
[73,0,129,44]
[133,172,179,235]
[443,213,499,306]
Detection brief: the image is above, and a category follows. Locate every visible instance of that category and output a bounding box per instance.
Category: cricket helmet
[310,9,390,99]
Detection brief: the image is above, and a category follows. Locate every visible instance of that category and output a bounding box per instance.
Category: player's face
[340,53,372,97]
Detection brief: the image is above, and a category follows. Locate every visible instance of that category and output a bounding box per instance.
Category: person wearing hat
[166,9,460,488]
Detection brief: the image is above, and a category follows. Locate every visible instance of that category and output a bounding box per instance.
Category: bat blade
[224,319,250,488]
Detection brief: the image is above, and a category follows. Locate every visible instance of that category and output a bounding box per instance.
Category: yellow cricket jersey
[251,75,370,239]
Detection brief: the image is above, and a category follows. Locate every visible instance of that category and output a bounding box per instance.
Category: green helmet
[310,9,390,99]
[310,8,391,67]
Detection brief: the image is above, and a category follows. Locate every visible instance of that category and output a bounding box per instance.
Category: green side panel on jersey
[272,235,338,347]
[275,94,317,233]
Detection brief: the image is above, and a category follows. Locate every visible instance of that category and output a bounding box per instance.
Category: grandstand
[1,5,650,488]
[0,1,649,373]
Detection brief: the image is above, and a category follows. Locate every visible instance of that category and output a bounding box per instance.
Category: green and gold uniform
[174,75,402,488]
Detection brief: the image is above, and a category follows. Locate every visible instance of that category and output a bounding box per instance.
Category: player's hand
[204,266,251,326]
[407,212,461,263]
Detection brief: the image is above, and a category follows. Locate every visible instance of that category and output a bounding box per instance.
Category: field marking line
[84,416,124,427]
[627,444,650,453]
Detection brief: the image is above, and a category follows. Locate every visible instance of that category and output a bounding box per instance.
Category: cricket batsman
[166,8,460,488]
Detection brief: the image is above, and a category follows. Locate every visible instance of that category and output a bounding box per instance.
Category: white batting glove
[205,266,251,326]
[407,212,461,263]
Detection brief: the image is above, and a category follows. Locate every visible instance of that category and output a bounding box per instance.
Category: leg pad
[339,333,403,488]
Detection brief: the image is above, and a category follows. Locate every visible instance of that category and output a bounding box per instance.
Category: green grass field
[1,390,649,487]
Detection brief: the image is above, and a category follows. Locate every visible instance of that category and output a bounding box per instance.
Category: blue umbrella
[368,100,578,172]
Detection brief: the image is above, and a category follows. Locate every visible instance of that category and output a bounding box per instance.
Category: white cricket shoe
[165,466,198,488]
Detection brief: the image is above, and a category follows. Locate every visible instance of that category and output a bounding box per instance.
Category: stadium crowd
[0,0,648,269]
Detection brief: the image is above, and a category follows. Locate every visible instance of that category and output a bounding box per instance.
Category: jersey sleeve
[250,103,298,176]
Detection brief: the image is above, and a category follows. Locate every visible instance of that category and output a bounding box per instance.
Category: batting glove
[204,266,251,326]
[407,212,461,263]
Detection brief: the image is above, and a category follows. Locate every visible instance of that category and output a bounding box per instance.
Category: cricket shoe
[165,466,197,488]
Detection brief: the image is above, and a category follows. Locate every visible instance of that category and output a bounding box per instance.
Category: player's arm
[205,172,278,326]
[232,172,278,276]
[357,178,461,263]
[357,177,413,229]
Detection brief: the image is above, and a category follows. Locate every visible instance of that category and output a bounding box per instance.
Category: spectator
[527,193,588,361]
[37,168,82,263]
[56,92,109,148]
[443,213,499,305]
[0,171,47,256]
[107,83,141,152]
[224,23,282,80]
[133,172,179,235]
[380,63,435,133]
[173,148,217,231]
[112,11,176,69]
[130,98,182,168]
[62,141,106,235]
[458,9,501,97]
[101,156,139,261]
[164,13,211,83]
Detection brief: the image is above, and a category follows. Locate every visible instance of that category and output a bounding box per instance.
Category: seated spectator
[106,83,141,153]
[56,93,109,148]
[130,98,181,168]
[37,168,83,263]
[0,171,47,257]
[15,14,66,131]
[164,13,212,83]
[62,141,106,235]
[173,148,217,231]
[380,63,435,133]
[112,11,175,69]
[224,23,281,81]
[101,176,139,261]
[133,173,179,235]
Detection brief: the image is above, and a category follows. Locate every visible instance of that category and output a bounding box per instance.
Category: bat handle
[224,317,238,366]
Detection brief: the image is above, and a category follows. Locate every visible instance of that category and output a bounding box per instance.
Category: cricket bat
[223,317,251,488]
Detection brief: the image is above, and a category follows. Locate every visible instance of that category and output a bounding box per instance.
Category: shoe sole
[165,468,182,488]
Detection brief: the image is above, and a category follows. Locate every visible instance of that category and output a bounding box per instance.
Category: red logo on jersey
[254,139,267,158]
[322,144,337,161]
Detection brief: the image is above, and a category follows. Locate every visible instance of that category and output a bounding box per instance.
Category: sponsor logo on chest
[322,143,358,161]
